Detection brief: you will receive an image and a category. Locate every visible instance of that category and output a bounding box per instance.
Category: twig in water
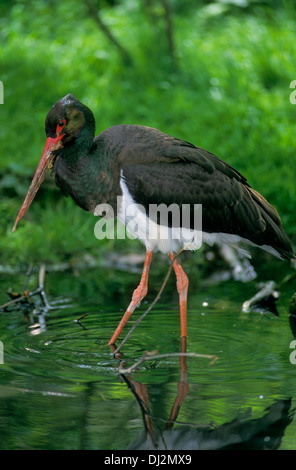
[73,312,88,330]
[118,351,218,375]
[113,248,185,355]
[0,293,31,310]
[73,313,88,323]
[0,264,51,312]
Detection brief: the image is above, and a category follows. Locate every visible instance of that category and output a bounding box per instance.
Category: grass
[0,1,295,267]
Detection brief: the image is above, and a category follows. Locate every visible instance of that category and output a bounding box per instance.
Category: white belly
[117,176,206,253]
[95,175,281,259]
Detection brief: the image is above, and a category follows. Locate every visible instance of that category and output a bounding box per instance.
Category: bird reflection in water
[110,340,293,451]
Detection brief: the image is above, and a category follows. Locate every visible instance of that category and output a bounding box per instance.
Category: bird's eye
[56,119,66,135]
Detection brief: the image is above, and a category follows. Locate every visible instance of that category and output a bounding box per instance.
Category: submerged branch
[118,351,218,374]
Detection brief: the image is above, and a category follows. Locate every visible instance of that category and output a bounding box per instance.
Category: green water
[0,254,296,450]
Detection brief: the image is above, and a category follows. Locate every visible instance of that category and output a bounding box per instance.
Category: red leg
[166,337,189,428]
[108,250,153,345]
[169,253,188,338]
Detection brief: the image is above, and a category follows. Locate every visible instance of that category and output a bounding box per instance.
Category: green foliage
[0,0,295,266]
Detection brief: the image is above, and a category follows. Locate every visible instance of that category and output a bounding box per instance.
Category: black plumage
[89,124,293,260]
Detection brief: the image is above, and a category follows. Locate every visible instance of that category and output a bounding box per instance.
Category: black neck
[53,134,120,213]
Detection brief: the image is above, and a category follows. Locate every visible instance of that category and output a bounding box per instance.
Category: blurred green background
[0,0,295,269]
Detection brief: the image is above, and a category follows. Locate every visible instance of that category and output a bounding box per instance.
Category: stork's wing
[118,129,293,260]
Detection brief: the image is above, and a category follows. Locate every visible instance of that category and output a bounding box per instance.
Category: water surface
[0,254,295,450]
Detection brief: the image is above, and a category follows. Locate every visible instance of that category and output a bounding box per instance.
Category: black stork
[12,94,295,345]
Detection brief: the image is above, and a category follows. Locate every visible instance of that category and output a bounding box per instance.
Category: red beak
[12,134,64,232]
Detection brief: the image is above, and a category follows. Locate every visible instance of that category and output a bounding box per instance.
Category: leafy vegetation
[0,0,295,267]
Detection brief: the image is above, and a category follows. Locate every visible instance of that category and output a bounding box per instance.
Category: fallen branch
[0,264,51,312]
[242,280,279,315]
[0,292,31,310]
[118,351,218,374]
[37,263,51,309]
